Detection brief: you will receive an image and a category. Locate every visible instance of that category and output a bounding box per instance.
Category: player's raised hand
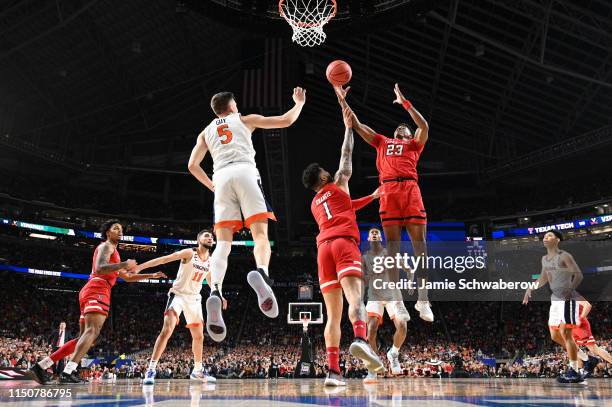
[293,87,306,105]
[125,259,137,271]
[393,83,407,105]
[342,106,353,128]
[333,85,350,103]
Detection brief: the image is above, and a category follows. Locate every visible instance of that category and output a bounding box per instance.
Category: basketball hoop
[279,0,337,47]
[287,302,323,329]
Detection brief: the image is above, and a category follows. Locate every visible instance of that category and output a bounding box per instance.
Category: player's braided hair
[100,219,121,241]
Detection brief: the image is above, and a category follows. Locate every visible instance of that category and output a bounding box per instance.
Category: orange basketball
[326,60,352,86]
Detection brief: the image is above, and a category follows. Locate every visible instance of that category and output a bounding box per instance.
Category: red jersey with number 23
[311,183,360,246]
[370,134,424,183]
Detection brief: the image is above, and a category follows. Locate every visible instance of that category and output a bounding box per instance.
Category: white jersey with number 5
[203,113,256,173]
[169,249,210,297]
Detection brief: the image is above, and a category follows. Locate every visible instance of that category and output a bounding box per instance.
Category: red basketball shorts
[379,180,427,226]
[573,318,595,346]
[79,279,111,320]
[317,237,362,293]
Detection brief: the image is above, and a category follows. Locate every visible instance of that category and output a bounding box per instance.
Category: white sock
[211,241,232,296]
[417,286,429,302]
[569,360,578,371]
[194,362,202,372]
[38,357,54,370]
[391,345,400,354]
[63,361,78,374]
[148,360,157,371]
[258,265,269,276]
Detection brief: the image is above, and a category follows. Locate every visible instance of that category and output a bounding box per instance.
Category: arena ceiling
[0,0,611,203]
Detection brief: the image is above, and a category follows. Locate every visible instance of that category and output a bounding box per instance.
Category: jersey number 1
[217,124,233,145]
[323,202,333,220]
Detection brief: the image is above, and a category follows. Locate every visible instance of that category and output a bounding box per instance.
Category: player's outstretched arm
[120,270,167,283]
[351,188,380,211]
[132,249,192,274]
[242,87,306,130]
[334,107,354,193]
[393,83,429,146]
[96,242,137,275]
[188,133,214,192]
[333,86,378,145]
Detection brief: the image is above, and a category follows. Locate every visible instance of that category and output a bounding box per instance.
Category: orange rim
[279,0,337,28]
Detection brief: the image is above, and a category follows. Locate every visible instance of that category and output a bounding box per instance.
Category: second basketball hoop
[279,0,337,47]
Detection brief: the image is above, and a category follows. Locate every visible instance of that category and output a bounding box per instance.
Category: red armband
[402,100,412,110]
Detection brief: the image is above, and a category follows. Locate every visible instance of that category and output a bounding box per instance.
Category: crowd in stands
[4,335,611,381]
[1,267,611,380]
[2,208,612,381]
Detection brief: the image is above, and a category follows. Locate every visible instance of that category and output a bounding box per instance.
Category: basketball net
[279,0,337,47]
[300,316,311,332]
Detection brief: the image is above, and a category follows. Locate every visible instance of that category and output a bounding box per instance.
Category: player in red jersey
[336,84,433,322]
[573,300,612,365]
[26,220,166,384]
[302,104,383,387]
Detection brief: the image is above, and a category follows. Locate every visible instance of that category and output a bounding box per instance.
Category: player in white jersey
[133,229,217,385]
[188,88,306,342]
[363,227,410,382]
[523,230,585,384]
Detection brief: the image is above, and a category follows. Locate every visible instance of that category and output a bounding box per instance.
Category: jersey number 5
[217,124,233,145]
[386,144,404,156]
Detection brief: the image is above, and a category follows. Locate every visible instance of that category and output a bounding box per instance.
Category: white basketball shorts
[164,293,203,328]
[212,162,275,232]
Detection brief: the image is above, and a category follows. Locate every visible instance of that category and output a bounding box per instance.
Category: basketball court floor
[1,378,610,406]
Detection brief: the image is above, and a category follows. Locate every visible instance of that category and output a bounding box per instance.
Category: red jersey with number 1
[311,183,360,246]
[90,243,121,287]
[370,134,424,183]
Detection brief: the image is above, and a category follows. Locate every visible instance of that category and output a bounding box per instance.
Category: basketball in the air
[326,60,352,86]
